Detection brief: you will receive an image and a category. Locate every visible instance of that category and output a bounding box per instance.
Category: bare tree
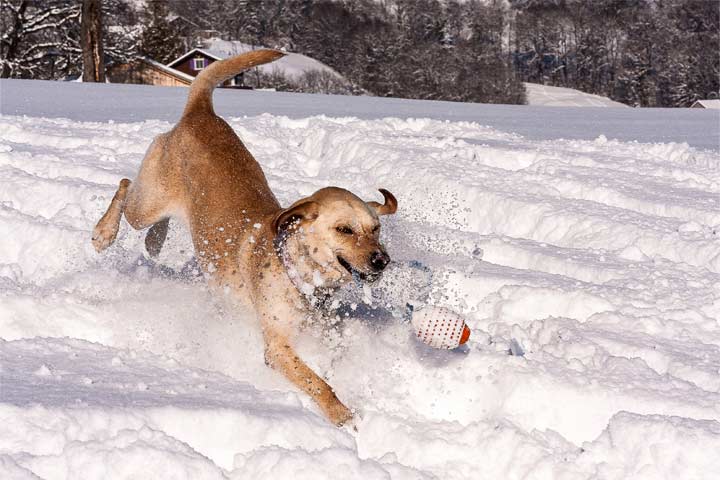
[0,0,28,78]
[81,0,104,82]
[0,0,80,79]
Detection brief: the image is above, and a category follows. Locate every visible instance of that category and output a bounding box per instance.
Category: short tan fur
[93,49,397,426]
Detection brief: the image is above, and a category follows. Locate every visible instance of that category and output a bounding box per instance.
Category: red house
[166,48,247,88]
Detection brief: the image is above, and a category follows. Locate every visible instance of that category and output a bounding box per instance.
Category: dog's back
[169,50,287,271]
[93,49,286,265]
[176,49,286,216]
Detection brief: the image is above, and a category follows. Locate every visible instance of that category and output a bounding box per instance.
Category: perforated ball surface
[411,306,471,349]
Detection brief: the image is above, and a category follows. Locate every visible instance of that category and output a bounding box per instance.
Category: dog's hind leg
[92,178,131,252]
[93,136,176,254]
[122,136,178,232]
[145,218,170,258]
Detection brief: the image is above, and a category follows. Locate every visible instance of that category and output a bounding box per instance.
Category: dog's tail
[183,49,285,117]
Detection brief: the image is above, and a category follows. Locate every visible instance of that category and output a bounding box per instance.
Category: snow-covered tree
[4,0,712,106]
[81,0,105,82]
[138,1,185,64]
[1,0,135,80]
[511,0,718,107]
[0,0,81,79]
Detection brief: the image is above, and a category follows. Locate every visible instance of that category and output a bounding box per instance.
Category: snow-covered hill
[1,80,719,479]
[524,83,628,108]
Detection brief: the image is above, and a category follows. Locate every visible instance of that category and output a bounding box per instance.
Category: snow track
[1,101,719,479]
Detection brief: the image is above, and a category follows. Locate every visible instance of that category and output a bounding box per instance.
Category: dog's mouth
[337,255,380,283]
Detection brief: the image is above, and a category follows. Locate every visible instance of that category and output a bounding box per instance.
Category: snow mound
[1,86,720,478]
[524,83,628,108]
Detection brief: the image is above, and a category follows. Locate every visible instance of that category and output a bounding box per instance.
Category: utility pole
[81,0,105,82]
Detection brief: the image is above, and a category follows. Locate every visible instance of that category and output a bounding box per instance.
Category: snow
[2,79,717,151]
[691,99,720,110]
[524,83,628,108]
[1,79,720,479]
[201,39,346,80]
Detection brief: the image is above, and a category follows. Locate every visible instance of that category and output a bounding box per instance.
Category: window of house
[192,58,205,71]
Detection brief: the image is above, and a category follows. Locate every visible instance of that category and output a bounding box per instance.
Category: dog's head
[273,187,397,290]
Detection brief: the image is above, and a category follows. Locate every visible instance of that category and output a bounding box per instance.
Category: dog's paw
[341,409,362,433]
[326,400,354,427]
[91,222,118,253]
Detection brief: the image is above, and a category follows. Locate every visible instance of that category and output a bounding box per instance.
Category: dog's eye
[372,225,380,234]
[336,226,354,235]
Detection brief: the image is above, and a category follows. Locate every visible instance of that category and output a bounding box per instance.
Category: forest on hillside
[1,0,718,107]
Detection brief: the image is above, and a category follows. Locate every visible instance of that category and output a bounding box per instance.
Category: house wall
[171,54,239,87]
[173,56,207,77]
[107,61,190,87]
[109,53,247,89]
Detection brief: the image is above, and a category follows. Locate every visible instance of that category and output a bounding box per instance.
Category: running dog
[92,50,397,426]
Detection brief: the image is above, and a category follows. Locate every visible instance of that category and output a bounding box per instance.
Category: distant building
[107,46,250,89]
[166,48,247,88]
[106,57,192,87]
[106,40,342,90]
[690,99,720,109]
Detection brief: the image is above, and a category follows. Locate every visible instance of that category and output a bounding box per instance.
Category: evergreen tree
[138,0,185,64]
[6,0,715,107]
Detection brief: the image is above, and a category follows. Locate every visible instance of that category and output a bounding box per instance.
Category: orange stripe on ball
[459,325,471,345]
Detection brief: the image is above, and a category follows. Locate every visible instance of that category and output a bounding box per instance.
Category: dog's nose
[370,251,390,271]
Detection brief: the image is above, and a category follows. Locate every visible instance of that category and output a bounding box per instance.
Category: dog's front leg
[262,324,353,426]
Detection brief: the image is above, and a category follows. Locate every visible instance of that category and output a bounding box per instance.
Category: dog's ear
[367,189,397,216]
[272,200,320,233]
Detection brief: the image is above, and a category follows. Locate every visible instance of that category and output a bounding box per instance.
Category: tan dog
[92,50,397,426]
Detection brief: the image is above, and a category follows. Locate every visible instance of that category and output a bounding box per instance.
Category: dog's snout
[370,251,390,271]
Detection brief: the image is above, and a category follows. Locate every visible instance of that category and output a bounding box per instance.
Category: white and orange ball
[411,306,471,349]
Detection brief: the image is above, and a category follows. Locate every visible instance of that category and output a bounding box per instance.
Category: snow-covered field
[3,79,718,150]
[1,80,720,479]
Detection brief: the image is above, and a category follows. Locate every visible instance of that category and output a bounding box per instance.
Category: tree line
[510,0,719,107]
[1,0,717,107]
